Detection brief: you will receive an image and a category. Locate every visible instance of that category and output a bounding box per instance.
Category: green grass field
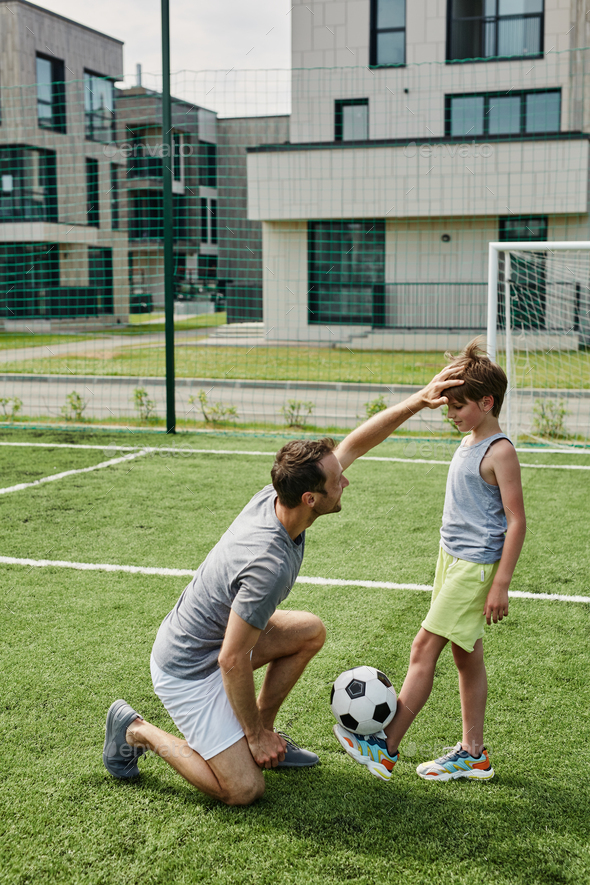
[1,333,589,389]
[1,427,589,884]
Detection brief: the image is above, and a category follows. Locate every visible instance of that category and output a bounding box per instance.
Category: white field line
[0,442,589,470]
[1,555,589,604]
[0,449,148,495]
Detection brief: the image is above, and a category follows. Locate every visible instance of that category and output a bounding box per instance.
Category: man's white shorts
[150,655,245,761]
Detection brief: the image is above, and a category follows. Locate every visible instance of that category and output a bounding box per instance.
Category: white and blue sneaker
[416,743,494,781]
[333,724,398,781]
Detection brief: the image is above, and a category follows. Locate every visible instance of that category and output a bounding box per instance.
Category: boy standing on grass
[334,340,526,782]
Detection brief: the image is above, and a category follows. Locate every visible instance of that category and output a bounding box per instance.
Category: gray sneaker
[103,699,146,778]
[275,732,319,768]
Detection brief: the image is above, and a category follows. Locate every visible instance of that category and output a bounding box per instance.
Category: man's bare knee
[308,616,326,652]
[222,776,265,807]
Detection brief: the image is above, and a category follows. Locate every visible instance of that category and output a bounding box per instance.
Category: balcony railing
[448,13,542,61]
[0,188,57,223]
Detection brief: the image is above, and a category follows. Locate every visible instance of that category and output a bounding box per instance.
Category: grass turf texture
[1,343,590,389]
[1,429,589,883]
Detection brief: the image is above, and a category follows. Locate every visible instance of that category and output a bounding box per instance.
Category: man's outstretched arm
[335,364,464,471]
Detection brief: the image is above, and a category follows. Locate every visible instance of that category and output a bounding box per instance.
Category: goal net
[487,242,590,446]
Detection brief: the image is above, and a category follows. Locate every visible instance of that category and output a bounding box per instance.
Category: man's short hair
[443,337,508,417]
[271,437,336,509]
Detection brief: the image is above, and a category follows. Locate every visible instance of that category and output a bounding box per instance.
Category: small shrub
[363,394,388,419]
[532,398,570,439]
[189,390,238,426]
[133,387,157,422]
[0,396,22,422]
[279,399,315,429]
[60,391,87,422]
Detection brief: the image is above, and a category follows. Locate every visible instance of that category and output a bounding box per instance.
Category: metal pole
[487,243,498,362]
[505,251,513,441]
[161,0,175,433]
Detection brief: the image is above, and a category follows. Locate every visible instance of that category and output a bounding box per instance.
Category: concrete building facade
[247,0,590,349]
[0,0,129,325]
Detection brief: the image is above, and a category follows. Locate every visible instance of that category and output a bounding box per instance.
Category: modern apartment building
[114,85,219,312]
[0,0,128,324]
[247,0,590,348]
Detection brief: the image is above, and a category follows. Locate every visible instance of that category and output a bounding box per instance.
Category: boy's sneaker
[416,743,494,781]
[333,724,398,781]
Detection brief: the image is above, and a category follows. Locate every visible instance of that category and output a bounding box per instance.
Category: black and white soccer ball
[330,666,397,735]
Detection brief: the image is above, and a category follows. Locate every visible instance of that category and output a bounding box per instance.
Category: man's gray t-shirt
[151,484,305,681]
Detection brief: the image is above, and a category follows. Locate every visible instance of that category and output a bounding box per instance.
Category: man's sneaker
[416,743,494,781]
[103,699,146,778]
[275,732,319,768]
[333,724,398,781]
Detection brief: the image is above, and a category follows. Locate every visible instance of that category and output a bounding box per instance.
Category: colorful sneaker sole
[332,724,395,782]
[416,763,494,782]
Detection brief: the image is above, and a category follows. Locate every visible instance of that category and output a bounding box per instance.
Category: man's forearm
[336,392,425,469]
[220,657,263,740]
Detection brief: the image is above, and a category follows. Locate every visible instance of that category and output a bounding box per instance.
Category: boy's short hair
[443,338,507,417]
[271,437,336,508]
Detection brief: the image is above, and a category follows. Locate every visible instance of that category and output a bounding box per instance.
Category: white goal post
[487,242,590,445]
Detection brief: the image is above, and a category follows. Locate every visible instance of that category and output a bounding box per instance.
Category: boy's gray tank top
[440,432,512,564]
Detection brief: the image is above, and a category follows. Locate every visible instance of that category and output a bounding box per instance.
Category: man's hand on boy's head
[484,583,509,625]
[419,364,464,410]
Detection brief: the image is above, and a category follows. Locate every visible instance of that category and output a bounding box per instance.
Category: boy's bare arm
[484,442,526,625]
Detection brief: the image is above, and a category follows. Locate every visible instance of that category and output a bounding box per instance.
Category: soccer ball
[330,666,397,735]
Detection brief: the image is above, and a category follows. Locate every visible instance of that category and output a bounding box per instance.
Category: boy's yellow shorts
[421,546,500,653]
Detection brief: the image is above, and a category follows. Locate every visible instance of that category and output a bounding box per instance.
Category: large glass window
[86,158,99,228]
[199,142,217,187]
[0,146,57,222]
[448,0,543,62]
[370,0,405,66]
[308,221,385,326]
[36,55,66,133]
[447,89,559,136]
[335,100,369,141]
[110,164,119,230]
[84,71,115,143]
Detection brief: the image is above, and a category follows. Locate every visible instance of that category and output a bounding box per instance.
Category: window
[173,132,182,182]
[446,90,560,137]
[335,100,369,141]
[200,197,217,243]
[88,247,113,314]
[370,0,405,66]
[0,146,57,222]
[126,128,183,180]
[110,164,119,230]
[199,142,217,187]
[129,190,188,240]
[84,71,115,143]
[211,199,217,244]
[448,0,543,62]
[36,55,66,133]
[198,255,217,282]
[308,221,385,325]
[86,158,99,227]
[499,215,547,241]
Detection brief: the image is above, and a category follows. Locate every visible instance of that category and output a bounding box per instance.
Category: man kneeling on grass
[103,366,463,806]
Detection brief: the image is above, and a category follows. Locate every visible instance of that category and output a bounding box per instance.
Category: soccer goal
[487,242,590,446]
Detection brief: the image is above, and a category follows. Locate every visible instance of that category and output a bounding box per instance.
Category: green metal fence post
[161,0,175,433]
